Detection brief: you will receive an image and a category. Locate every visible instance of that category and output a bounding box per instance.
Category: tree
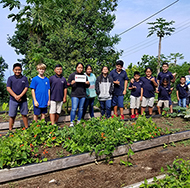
[168,53,184,66]
[2,0,121,79]
[147,18,175,74]
[0,56,9,104]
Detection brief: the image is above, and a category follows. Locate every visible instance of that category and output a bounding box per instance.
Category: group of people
[6,60,190,130]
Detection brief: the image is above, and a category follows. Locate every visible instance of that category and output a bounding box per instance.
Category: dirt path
[1,142,190,188]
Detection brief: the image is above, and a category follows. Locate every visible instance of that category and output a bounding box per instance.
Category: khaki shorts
[157,100,169,108]
[130,95,140,109]
[49,101,63,114]
[141,97,154,107]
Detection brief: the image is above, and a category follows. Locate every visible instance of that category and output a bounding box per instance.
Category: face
[188,70,190,75]
[102,67,109,74]
[37,68,45,75]
[134,74,140,81]
[76,64,83,73]
[145,69,152,77]
[116,65,122,72]
[163,81,168,86]
[86,66,92,75]
[180,78,186,84]
[54,67,62,76]
[162,64,168,72]
[13,66,22,76]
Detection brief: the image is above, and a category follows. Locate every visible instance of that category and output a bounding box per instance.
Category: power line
[118,0,179,36]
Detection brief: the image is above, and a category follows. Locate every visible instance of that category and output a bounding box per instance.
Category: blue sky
[1,0,190,79]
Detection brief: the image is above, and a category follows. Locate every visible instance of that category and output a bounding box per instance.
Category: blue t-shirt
[158,85,170,100]
[6,75,29,102]
[176,84,188,99]
[49,75,67,102]
[109,69,128,96]
[141,76,157,98]
[30,76,50,108]
[157,71,173,86]
[129,80,143,97]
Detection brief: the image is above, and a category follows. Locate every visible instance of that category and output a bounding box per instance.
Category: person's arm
[171,73,176,83]
[48,89,50,106]
[109,77,114,95]
[31,89,39,107]
[140,88,143,101]
[95,77,100,95]
[150,77,158,87]
[176,90,179,101]
[68,73,75,87]
[123,80,128,95]
[85,77,90,88]
[63,88,67,103]
[169,87,173,95]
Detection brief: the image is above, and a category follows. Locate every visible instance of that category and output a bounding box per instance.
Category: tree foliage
[1,0,121,79]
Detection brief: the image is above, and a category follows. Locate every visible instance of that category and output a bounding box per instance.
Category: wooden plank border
[0,130,190,183]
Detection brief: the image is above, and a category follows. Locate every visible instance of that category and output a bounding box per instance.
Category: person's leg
[131,108,135,115]
[118,95,124,115]
[141,97,147,115]
[89,98,95,118]
[8,100,18,130]
[100,101,105,116]
[40,108,47,120]
[70,97,79,123]
[182,98,186,108]
[55,114,60,123]
[169,96,173,113]
[157,101,162,115]
[106,100,112,118]
[50,114,56,125]
[20,101,28,128]
[148,107,153,115]
[33,115,38,122]
[141,107,146,115]
[33,106,40,122]
[41,113,46,120]
[50,101,56,125]
[54,101,63,124]
[82,98,89,119]
[148,97,154,115]
[112,95,118,116]
[77,97,86,121]
[178,98,181,107]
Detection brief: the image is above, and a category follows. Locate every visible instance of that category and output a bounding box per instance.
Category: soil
[0,116,190,188]
[1,143,190,188]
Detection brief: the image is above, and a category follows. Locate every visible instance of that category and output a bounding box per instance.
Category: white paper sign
[75,75,86,82]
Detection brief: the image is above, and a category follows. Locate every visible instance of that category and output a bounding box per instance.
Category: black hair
[134,71,140,76]
[85,64,93,71]
[55,64,62,68]
[161,78,168,86]
[100,66,109,83]
[188,67,190,71]
[180,76,186,80]
[13,63,22,70]
[162,62,169,67]
[145,67,153,72]
[75,62,84,69]
[116,60,124,67]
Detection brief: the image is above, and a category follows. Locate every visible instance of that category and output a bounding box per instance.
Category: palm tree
[168,53,184,66]
[147,18,175,74]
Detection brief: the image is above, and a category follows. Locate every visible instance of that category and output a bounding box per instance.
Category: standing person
[30,63,50,122]
[141,67,158,115]
[6,63,29,130]
[95,66,114,118]
[185,68,190,107]
[49,64,67,125]
[128,71,143,118]
[110,60,128,120]
[68,63,90,127]
[82,64,96,119]
[156,78,173,115]
[176,76,188,108]
[157,62,176,113]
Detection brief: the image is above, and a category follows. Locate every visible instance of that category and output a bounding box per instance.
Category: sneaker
[135,113,139,118]
[120,114,125,120]
[111,113,118,118]
[77,120,81,124]
[131,114,136,119]
[69,122,74,127]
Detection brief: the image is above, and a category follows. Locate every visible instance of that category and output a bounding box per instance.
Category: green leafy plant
[120,148,134,167]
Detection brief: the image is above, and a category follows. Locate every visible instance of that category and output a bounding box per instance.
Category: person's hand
[15,95,21,101]
[34,100,39,107]
[173,72,177,77]
[130,78,134,84]
[71,80,76,85]
[132,85,137,89]
[171,87,174,91]
[114,79,120,85]
[63,98,67,103]
[86,81,90,85]
[123,90,126,95]
[47,100,50,106]
[150,77,155,82]
[177,97,180,101]
[140,96,142,101]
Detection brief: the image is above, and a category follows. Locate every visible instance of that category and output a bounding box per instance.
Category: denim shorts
[9,100,28,117]
[33,106,47,115]
[112,95,124,108]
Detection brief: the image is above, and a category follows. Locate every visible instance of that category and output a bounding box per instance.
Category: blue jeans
[70,97,86,122]
[112,95,124,108]
[82,98,95,119]
[99,100,111,118]
[178,98,186,108]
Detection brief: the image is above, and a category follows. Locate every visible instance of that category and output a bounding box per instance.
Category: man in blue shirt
[157,62,176,113]
[110,60,128,120]
[49,64,67,125]
[7,63,29,130]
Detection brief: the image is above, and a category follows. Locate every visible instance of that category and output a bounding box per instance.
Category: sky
[1,0,190,80]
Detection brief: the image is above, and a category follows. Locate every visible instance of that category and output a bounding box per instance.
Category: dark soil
[1,143,190,188]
